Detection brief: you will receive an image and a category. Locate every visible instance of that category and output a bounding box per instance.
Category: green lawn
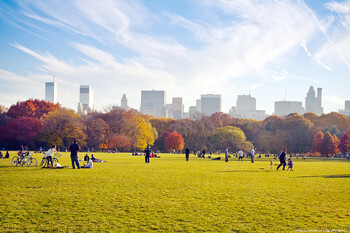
[0,152,349,232]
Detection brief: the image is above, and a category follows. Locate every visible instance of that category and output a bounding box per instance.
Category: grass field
[0,152,349,232]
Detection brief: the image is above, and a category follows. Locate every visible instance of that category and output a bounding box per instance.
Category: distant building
[196,99,201,113]
[188,106,196,119]
[305,86,323,115]
[172,97,183,120]
[249,110,268,121]
[121,94,129,110]
[201,94,221,116]
[45,81,57,103]
[140,90,166,117]
[274,101,304,116]
[237,94,256,118]
[228,106,238,118]
[345,100,350,116]
[78,85,94,114]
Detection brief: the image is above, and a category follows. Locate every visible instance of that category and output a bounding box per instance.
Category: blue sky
[0,0,349,114]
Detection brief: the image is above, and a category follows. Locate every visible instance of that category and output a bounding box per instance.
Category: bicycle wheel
[30,158,37,167]
[20,158,26,167]
[26,158,32,167]
[53,158,58,167]
[12,156,18,166]
[40,158,47,168]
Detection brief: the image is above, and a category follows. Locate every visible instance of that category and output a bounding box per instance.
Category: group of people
[0,151,10,159]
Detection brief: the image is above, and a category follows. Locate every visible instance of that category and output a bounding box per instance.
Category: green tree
[210,126,253,151]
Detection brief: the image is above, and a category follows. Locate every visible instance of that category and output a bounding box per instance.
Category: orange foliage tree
[7,99,60,119]
[312,131,324,154]
[323,131,337,156]
[164,132,184,151]
[108,134,132,152]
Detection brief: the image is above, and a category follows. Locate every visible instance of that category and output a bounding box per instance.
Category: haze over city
[0,0,349,114]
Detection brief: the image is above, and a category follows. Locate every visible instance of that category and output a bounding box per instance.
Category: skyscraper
[172,97,183,119]
[121,94,129,110]
[45,80,57,103]
[200,94,221,116]
[140,90,166,117]
[274,101,304,116]
[305,86,323,115]
[345,100,350,116]
[236,94,256,118]
[78,85,93,114]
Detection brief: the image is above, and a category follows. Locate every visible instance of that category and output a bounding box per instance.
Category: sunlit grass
[0,152,349,232]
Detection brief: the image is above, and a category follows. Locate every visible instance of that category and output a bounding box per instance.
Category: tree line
[0,100,349,155]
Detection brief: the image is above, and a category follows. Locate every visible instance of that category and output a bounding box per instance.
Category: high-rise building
[121,94,129,110]
[345,100,350,116]
[140,90,166,117]
[274,101,304,116]
[172,97,183,120]
[236,94,256,118]
[188,106,196,119]
[200,94,221,116]
[45,81,57,103]
[305,86,323,115]
[196,99,201,113]
[78,85,94,114]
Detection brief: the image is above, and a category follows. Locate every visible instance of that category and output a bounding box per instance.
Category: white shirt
[250,149,255,156]
[85,159,93,168]
[45,148,55,158]
[238,150,243,157]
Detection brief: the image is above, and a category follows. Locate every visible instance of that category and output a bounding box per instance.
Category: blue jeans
[251,156,254,163]
[71,155,80,169]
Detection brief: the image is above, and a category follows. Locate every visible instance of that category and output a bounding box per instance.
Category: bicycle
[11,151,27,167]
[26,152,37,167]
[40,153,61,168]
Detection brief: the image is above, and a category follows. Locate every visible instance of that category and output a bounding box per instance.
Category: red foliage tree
[323,131,337,156]
[7,99,60,119]
[338,130,350,154]
[108,134,132,152]
[0,116,42,149]
[312,131,324,154]
[164,131,184,151]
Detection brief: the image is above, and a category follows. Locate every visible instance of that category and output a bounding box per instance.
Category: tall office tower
[228,106,238,118]
[78,85,94,114]
[316,88,323,115]
[172,97,183,120]
[274,101,304,116]
[140,90,166,117]
[200,94,221,116]
[45,80,57,103]
[345,100,350,116]
[305,86,323,115]
[236,94,256,118]
[196,99,201,113]
[188,106,196,119]
[121,94,129,110]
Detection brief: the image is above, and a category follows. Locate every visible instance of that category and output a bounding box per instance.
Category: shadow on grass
[218,169,273,173]
[296,174,350,179]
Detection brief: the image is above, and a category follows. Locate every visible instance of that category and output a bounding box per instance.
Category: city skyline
[0,0,349,114]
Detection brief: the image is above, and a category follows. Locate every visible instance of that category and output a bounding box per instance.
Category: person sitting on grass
[5,151,9,159]
[84,154,89,161]
[0,151,3,159]
[82,157,93,169]
[45,145,56,167]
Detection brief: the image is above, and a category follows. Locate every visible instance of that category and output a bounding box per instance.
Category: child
[270,160,273,169]
[287,158,293,171]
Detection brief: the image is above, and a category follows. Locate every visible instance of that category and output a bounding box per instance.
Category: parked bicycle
[11,151,27,167]
[26,152,37,167]
[40,153,61,168]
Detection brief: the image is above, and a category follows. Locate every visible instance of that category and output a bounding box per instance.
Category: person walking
[69,140,80,169]
[250,148,255,163]
[225,147,230,162]
[185,146,190,161]
[144,145,151,163]
[277,148,287,170]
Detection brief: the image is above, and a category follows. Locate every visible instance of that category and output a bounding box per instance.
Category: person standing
[225,147,230,162]
[238,149,244,162]
[202,149,206,158]
[144,146,151,163]
[45,145,56,167]
[185,146,190,161]
[69,140,80,169]
[277,148,287,170]
[250,148,255,163]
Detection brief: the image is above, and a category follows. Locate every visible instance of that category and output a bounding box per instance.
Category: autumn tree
[108,134,132,152]
[312,131,324,154]
[0,117,42,149]
[210,126,253,151]
[84,113,109,150]
[322,131,337,156]
[338,130,350,154]
[164,131,184,151]
[7,99,60,119]
[40,108,86,149]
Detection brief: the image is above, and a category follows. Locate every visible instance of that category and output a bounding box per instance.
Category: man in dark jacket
[277,148,287,170]
[69,140,80,169]
[185,146,190,161]
[144,146,151,163]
